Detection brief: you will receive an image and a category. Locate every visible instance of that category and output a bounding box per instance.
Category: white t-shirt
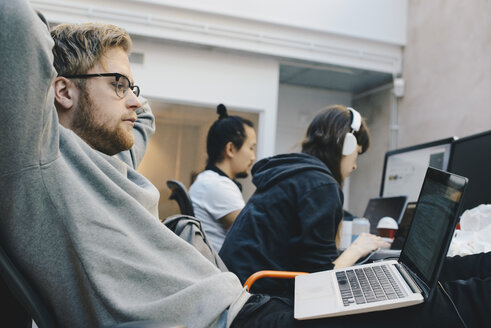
[189,170,245,252]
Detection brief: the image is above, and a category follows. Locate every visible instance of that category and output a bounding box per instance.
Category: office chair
[0,244,57,328]
[166,179,195,216]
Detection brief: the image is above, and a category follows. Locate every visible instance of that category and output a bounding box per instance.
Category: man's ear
[224,141,236,159]
[53,77,76,110]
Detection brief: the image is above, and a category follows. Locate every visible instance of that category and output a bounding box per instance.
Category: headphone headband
[342,107,362,156]
[347,107,361,132]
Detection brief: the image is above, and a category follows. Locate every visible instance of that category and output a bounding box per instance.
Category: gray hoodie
[0,1,248,327]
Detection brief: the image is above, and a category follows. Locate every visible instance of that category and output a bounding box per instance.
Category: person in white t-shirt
[190,104,257,251]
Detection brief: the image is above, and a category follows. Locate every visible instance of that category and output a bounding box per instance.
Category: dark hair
[301,105,370,185]
[206,104,254,165]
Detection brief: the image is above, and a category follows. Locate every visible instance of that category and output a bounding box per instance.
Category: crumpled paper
[448,204,491,256]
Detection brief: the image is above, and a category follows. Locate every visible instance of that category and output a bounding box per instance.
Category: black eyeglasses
[62,73,140,98]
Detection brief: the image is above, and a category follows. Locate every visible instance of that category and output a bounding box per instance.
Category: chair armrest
[243,270,308,290]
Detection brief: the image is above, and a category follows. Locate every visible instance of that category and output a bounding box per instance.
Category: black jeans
[231,252,490,328]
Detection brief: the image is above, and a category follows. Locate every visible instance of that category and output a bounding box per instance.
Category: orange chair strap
[243,270,308,290]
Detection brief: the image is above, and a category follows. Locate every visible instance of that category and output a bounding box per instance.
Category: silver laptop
[294,167,467,319]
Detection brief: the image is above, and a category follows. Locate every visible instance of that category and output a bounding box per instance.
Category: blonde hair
[51,23,132,77]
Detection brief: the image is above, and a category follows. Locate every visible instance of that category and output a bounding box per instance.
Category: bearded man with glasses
[1,4,244,326]
[52,23,145,156]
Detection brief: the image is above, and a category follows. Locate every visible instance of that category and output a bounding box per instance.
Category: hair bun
[217,103,228,119]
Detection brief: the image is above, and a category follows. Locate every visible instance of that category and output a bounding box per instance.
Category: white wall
[32,0,404,75]
[136,0,407,45]
[399,0,491,147]
[276,84,352,154]
[131,38,279,158]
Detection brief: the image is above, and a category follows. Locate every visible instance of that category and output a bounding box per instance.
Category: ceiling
[279,61,393,95]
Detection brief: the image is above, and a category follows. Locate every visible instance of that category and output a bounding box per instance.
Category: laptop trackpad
[295,271,339,319]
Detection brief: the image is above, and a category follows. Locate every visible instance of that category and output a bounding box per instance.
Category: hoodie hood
[252,152,334,191]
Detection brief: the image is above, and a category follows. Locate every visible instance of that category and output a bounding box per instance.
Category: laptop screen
[362,196,408,235]
[399,167,467,295]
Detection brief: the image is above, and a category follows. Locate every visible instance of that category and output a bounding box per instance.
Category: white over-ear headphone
[342,107,361,156]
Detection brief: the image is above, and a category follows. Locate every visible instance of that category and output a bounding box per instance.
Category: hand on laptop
[334,233,391,269]
[352,233,392,254]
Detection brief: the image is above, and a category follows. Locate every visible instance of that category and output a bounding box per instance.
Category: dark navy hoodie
[220,152,344,299]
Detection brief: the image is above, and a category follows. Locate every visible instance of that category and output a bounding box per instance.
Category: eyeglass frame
[61,73,140,98]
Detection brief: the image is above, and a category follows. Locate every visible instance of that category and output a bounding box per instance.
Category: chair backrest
[163,214,228,272]
[0,245,58,328]
[166,180,195,216]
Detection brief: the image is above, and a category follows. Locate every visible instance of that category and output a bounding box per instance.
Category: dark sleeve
[439,251,491,282]
[292,182,343,273]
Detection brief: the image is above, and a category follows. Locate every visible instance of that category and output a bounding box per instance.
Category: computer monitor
[380,137,455,202]
[362,196,408,235]
[448,129,491,215]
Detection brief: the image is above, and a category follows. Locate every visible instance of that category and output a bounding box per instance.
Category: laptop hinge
[395,263,423,295]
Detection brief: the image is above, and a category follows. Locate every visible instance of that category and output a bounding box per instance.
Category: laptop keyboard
[336,264,407,307]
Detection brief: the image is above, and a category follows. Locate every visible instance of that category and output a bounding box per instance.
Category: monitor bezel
[448,129,491,169]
